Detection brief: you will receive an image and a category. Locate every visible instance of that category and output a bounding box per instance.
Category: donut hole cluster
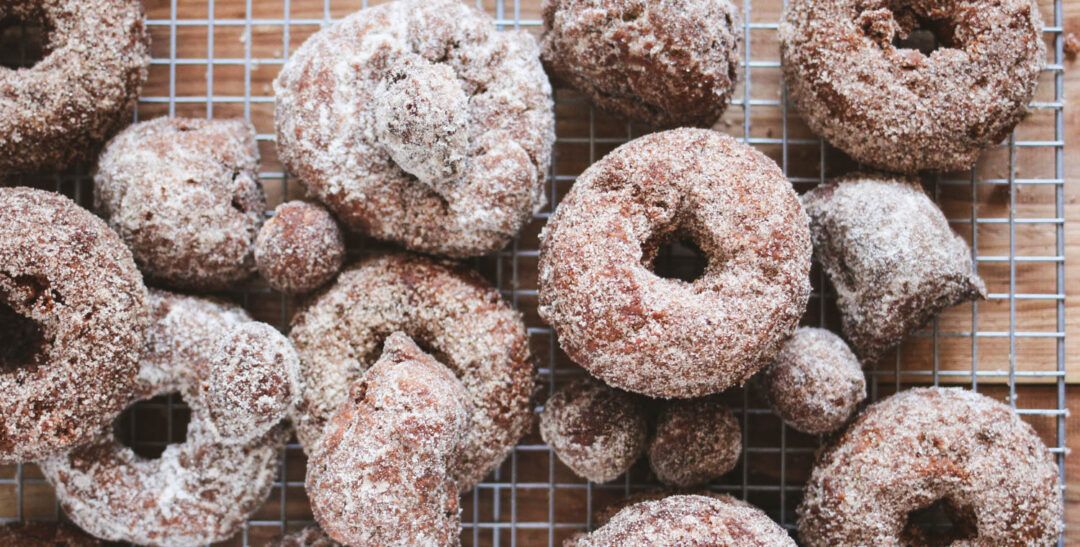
[902,497,978,546]
[0,16,46,69]
[112,393,192,461]
[0,294,48,373]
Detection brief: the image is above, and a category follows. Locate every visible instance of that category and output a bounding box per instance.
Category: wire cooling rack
[0,0,1068,545]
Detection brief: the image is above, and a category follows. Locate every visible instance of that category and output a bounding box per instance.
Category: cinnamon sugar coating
[648,397,741,488]
[798,387,1063,546]
[761,327,865,435]
[307,333,469,546]
[40,289,289,546]
[274,0,554,257]
[780,0,1044,173]
[538,128,812,398]
[541,0,741,128]
[803,174,986,364]
[571,494,796,546]
[0,187,148,464]
[539,378,648,483]
[255,200,345,294]
[94,117,266,291]
[270,527,338,547]
[0,0,149,173]
[0,522,101,546]
[289,252,535,491]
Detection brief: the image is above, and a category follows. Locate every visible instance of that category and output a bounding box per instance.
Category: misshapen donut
[798,387,1063,546]
[780,0,1044,172]
[0,187,148,463]
[94,117,266,291]
[289,252,535,491]
[307,333,469,546]
[539,128,811,398]
[541,0,741,128]
[274,0,554,257]
[0,0,149,173]
[571,494,796,546]
[41,289,294,546]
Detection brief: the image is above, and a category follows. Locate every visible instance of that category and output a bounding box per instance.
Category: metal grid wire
[0,0,1068,545]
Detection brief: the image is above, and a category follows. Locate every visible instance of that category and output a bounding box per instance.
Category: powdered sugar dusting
[538,128,812,399]
[797,387,1063,546]
[648,397,741,488]
[273,0,554,257]
[255,200,345,294]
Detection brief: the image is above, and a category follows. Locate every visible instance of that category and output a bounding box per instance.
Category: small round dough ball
[539,378,648,483]
[255,201,346,294]
[761,327,866,435]
[648,397,741,488]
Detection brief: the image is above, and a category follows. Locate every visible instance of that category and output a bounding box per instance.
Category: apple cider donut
[0,522,101,546]
[274,0,554,258]
[0,187,148,464]
[780,0,1044,172]
[648,397,741,488]
[255,200,345,294]
[94,117,266,291]
[798,387,1063,546]
[289,252,534,491]
[307,333,469,546]
[538,128,812,399]
[0,0,150,173]
[40,289,293,546]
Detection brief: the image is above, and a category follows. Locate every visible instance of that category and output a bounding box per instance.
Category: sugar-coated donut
[539,128,811,399]
[539,377,648,483]
[0,0,149,173]
[0,187,148,464]
[270,527,338,547]
[780,0,1044,173]
[274,0,554,257]
[40,289,290,546]
[803,174,986,363]
[94,117,265,291]
[289,252,534,491]
[760,327,865,435]
[648,397,741,488]
[798,387,1063,546]
[0,522,101,546]
[307,333,469,546]
[541,0,741,128]
[571,494,796,546]
[255,200,345,294]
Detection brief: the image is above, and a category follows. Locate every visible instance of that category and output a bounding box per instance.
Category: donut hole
[0,297,48,372]
[891,13,957,55]
[113,393,192,460]
[647,236,708,283]
[0,17,47,69]
[901,497,978,546]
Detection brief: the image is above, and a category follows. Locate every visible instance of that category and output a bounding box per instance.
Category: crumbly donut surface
[538,128,811,399]
[780,0,1044,172]
[307,333,469,546]
[40,289,288,547]
[539,378,648,483]
[648,397,741,488]
[289,252,535,491]
[94,117,265,291]
[571,494,796,546]
[274,0,554,257]
[798,387,1063,546]
[0,0,149,173]
[761,327,865,435]
[255,201,345,294]
[0,187,148,464]
[803,174,986,364]
[541,0,741,128]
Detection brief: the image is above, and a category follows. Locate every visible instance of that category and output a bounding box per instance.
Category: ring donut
[274,0,554,257]
[779,0,1044,172]
[798,387,1063,546]
[41,289,293,546]
[0,187,147,463]
[0,0,149,173]
[538,128,811,398]
[289,252,535,491]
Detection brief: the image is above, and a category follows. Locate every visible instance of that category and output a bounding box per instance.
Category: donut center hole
[114,393,192,460]
[0,297,48,372]
[891,13,956,55]
[650,238,708,283]
[0,17,47,69]
[902,497,978,546]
